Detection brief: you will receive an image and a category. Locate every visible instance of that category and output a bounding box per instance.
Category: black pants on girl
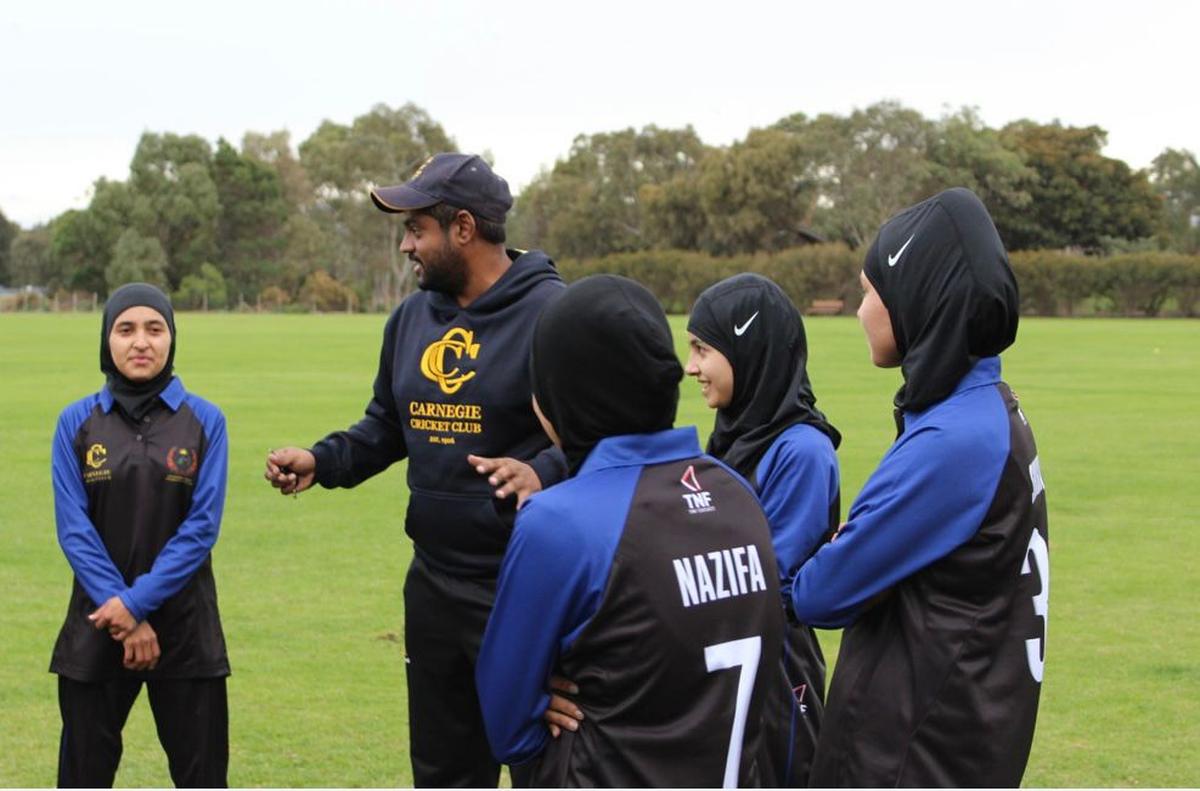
[56,675,228,788]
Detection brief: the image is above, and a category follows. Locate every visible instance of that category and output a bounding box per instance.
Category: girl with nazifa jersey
[685,273,841,787]
[788,188,1049,786]
[50,283,230,787]
[478,275,784,787]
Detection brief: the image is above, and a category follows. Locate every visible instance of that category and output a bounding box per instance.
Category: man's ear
[453,210,477,245]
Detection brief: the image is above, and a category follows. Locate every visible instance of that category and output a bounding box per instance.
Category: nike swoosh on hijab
[888,234,915,267]
[734,311,759,336]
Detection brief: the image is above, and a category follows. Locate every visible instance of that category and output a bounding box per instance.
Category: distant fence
[5,248,1199,317]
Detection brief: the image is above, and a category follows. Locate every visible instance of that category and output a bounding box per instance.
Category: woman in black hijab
[482,275,785,787]
[528,275,682,473]
[686,272,841,786]
[787,188,1048,786]
[50,283,231,786]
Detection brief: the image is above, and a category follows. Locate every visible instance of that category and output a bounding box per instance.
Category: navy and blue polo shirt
[50,377,230,681]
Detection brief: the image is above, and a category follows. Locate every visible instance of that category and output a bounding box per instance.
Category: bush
[755,243,861,313]
[1170,256,1200,317]
[560,244,861,315]
[1010,250,1109,316]
[1099,253,1190,317]
[258,285,291,311]
[0,289,48,312]
[174,263,229,310]
[298,270,358,312]
[562,246,1200,318]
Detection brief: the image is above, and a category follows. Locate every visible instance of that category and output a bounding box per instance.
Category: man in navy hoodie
[265,153,566,787]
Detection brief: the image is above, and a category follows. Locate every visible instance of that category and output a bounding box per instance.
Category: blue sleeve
[476,471,632,765]
[755,426,840,582]
[788,402,1008,628]
[52,400,127,608]
[121,397,228,620]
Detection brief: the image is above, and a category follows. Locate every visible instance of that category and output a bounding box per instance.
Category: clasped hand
[89,596,160,670]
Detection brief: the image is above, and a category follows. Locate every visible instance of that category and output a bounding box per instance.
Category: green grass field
[1,313,1197,786]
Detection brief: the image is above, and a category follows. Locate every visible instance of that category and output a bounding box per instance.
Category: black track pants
[56,675,228,788]
[404,554,501,788]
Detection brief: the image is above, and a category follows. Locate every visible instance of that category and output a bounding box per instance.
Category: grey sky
[2,0,1195,228]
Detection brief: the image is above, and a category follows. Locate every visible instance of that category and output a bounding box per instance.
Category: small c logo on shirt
[85,443,107,469]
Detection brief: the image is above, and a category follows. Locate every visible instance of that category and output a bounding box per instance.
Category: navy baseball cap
[370,153,512,223]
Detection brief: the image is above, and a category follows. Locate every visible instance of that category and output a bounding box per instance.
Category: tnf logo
[681,465,715,514]
[420,328,480,395]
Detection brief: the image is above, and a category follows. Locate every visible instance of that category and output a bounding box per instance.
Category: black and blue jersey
[477,427,784,787]
[789,357,1048,785]
[50,377,230,681]
[753,423,839,786]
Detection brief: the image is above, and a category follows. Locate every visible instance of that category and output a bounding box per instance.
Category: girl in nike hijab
[686,272,841,786]
[788,188,1049,785]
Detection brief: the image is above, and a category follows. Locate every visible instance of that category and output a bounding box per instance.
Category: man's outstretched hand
[468,455,543,507]
[265,447,316,495]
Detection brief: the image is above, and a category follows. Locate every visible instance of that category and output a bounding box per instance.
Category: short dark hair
[424,202,506,245]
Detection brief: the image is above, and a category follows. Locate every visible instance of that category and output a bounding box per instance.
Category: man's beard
[413,239,469,296]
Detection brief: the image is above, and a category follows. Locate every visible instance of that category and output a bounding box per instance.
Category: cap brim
[370,184,439,214]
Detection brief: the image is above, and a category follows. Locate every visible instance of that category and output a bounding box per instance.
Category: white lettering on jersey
[731,546,748,595]
[682,490,716,514]
[747,544,767,594]
[1021,527,1050,683]
[673,558,699,607]
[673,544,769,608]
[1029,455,1045,503]
[710,551,730,599]
[695,556,717,603]
[722,550,741,596]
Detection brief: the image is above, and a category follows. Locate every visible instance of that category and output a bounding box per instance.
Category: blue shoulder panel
[755,424,840,582]
[476,465,639,765]
[53,393,127,608]
[789,380,1009,628]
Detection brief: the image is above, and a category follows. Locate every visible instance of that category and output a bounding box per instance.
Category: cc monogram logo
[420,328,481,395]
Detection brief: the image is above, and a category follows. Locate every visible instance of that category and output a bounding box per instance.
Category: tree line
[1,101,1198,313]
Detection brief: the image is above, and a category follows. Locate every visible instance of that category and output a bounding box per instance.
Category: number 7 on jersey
[705,636,762,789]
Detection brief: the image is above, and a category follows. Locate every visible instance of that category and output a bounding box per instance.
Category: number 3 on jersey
[1022,455,1049,683]
[1021,529,1049,683]
[705,636,761,789]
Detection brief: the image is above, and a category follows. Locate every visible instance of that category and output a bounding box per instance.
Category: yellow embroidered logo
[420,328,481,395]
[85,443,107,469]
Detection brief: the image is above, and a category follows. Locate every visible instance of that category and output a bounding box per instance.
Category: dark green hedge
[558,246,1200,317]
[558,244,862,315]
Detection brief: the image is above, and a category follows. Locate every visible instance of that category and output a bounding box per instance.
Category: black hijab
[688,273,841,483]
[530,275,683,474]
[100,282,177,420]
[863,187,1019,414]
